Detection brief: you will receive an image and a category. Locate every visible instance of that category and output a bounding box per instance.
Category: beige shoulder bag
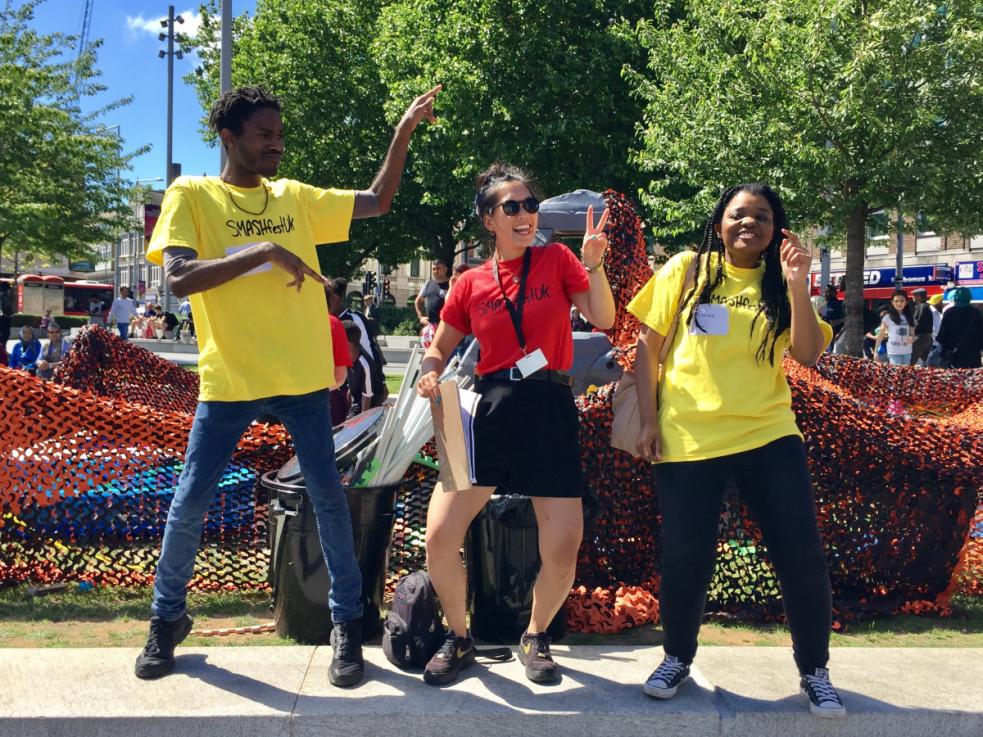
[610,258,698,458]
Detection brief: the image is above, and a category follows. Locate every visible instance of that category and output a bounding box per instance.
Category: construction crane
[75,0,93,80]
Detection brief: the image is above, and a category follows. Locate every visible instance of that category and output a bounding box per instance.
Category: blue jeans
[151,389,362,623]
[887,354,909,366]
[117,322,129,340]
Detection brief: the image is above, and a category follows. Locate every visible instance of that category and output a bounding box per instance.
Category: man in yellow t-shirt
[135,84,441,688]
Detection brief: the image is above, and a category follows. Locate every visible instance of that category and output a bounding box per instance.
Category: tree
[0,0,143,270]
[372,0,652,261]
[188,0,652,273]
[186,0,431,278]
[627,0,983,354]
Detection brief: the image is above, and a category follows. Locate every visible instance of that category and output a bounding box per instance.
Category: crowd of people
[810,284,983,369]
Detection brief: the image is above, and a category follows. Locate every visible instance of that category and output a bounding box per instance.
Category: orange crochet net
[1,198,979,635]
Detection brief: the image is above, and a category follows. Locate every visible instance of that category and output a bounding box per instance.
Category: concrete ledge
[1,646,980,737]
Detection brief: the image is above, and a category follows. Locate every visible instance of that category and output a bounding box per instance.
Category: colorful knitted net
[1,193,979,635]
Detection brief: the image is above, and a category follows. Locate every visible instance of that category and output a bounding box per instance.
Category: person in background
[909,288,934,365]
[864,306,891,362]
[10,325,42,374]
[820,284,844,350]
[88,295,105,327]
[0,305,11,366]
[416,258,451,329]
[108,286,138,339]
[161,309,180,339]
[36,320,72,380]
[874,290,916,366]
[329,312,354,426]
[937,287,983,369]
[929,293,944,341]
[327,278,388,401]
[38,308,53,331]
[344,320,383,417]
[362,293,381,339]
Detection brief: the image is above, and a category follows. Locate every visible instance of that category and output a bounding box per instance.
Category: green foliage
[627,0,983,352]
[377,303,416,334]
[186,0,651,273]
[0,0,146,264]
[373,0,651,249]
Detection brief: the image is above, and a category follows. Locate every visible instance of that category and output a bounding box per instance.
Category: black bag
[382,571,513,669]
[382,571,446,669]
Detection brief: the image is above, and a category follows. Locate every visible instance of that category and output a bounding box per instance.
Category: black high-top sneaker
[329,619,365,687]
[134,613,194,679]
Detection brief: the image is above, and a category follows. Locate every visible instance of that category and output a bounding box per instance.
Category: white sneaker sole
[643,676,687,699]
[801,690,846,718]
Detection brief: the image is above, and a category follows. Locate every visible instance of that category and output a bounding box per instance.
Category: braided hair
[208,86,281,141]
[680,183,791,365]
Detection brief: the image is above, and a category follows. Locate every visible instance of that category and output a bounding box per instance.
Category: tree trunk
[841,202,868,357]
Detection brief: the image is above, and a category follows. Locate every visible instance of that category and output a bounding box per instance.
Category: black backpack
[382,571,445,669]
[382,571,512,669]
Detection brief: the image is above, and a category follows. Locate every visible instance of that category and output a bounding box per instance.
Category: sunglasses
[492,197,540,216]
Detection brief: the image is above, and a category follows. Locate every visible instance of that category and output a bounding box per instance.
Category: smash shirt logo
[476,284,552,317]
[225,215,296,238]
[708,293,758,311]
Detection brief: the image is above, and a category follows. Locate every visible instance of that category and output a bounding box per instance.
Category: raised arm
[781,230,828,366]
[163,243,328,298]
[352,85,442,219]
[570,206,615,330]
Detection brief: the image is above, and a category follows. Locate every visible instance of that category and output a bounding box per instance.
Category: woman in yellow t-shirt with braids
[628,183,845,719]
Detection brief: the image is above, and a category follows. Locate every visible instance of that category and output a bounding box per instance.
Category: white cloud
[125,9,206,40]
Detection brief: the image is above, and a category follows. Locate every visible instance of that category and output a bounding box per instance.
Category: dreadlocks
[679,183,792,365]
[208,86,282,142]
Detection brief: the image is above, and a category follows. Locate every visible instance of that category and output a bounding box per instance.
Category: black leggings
[654,435,831,674]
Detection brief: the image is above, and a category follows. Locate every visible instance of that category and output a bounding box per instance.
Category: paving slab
[0,646,315,737]
[695,646,983,737]
[293,645,719,737]
[0,645,980,737]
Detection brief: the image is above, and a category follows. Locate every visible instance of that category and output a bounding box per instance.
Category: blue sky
[26,0,258,186]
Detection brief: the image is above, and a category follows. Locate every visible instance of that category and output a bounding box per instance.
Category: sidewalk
[1,646,979,736]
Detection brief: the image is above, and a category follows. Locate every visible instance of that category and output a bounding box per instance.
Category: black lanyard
[491,248,533,353]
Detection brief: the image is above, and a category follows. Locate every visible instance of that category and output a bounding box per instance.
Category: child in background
[344,320,383,417]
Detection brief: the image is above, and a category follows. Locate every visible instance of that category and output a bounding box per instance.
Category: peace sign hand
[582,206,610,271]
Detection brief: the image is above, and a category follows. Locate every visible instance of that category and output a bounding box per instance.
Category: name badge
[689,304,729,336]
[225,244,271,278]
[515,348,548,377]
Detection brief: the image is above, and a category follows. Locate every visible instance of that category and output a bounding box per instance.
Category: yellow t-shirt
[147,176,355,402]
[627,250,832,462]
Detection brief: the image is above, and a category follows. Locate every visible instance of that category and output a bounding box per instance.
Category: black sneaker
[517,631,559,684]
[423,630,475,685]
[642,654,690,698]
[800,667,846,718]
[329,619,365,687]
[134,613,193,679]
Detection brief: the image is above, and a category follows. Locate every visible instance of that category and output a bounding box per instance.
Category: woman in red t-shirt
[416,162,615,686]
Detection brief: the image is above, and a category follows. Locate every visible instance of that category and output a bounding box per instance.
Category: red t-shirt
[329,314,352,368]
[441,243,590,374]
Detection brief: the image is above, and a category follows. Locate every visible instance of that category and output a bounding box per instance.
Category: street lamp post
[158,6,184,311]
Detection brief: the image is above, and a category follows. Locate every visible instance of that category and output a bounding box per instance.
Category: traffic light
[363,270,377,296]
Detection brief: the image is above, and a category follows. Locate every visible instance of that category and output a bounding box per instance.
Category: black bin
[263,408,396,644]
[466,494,565,643]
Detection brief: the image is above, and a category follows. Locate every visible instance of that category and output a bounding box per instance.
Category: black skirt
[471,377,584,498]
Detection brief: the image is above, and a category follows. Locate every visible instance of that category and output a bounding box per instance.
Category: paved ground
[1,645,979,736]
